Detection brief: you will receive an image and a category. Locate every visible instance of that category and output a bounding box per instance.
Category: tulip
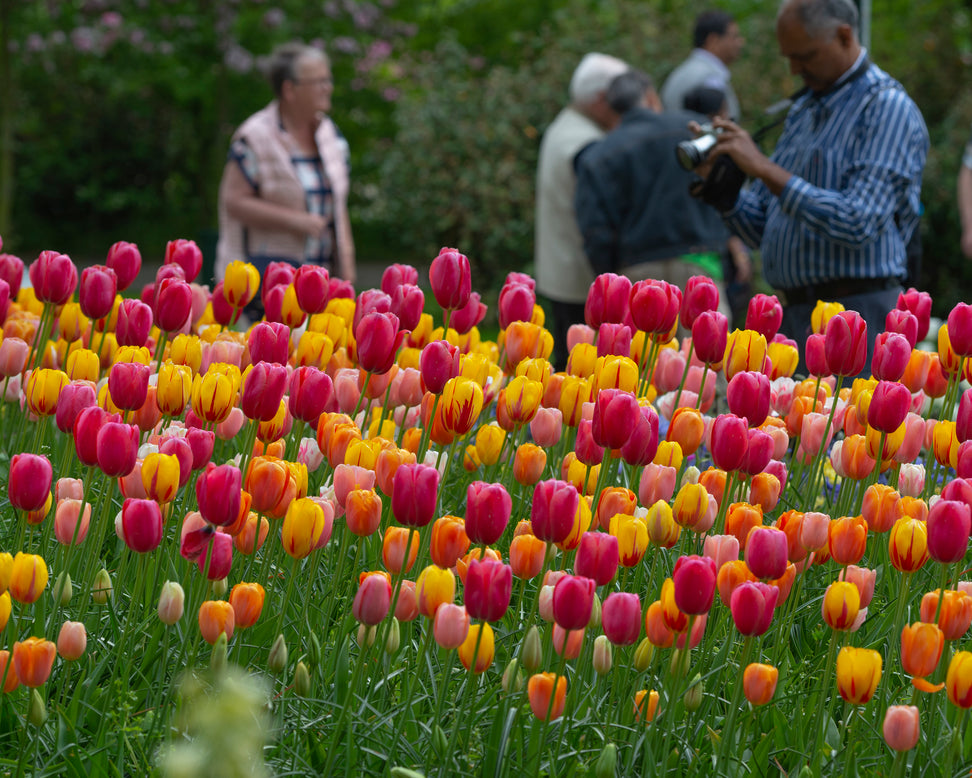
[8,553,48,605]
[901,621,944,680]
[629,279,680,334]
[118,498,164,553]
[690,310,728,366]
[552,575,595,631]
[946,651,972,708]
[198,600,235,645]
[729,581,778,636]
[531,479,580,544]
[141,452,181,504]
[823,311,867,377]
[867,380,911,434]
[289,264,329,314]
[153,277,193,333]
[282,498,327,560]
[458,622,495,673]
[419,340,460,395]
[710,414,749,472]
[248,321,290,366]
[861,483,901,534]
[602,592,642,646]
[464,482,512,546]
[427,516,469,569]
[8,454,53,513]
[836,646,882,704]
[575,532,619,586]
[25,368,68,417]
[528,672,568,721]
[433,603,470,650]
[838,565,876,608]
[464,559,513,622]
[356,311,407,375]
[926,499,972,564]
[509,534,546,580]
[381,263,419,295]
[872,332,912,382]
[57,621,87,661]
[54,499,91,546]
[239,362,288,422]
[391,463,439,528]
[723,329,767,380]
[727,371,771,428]
[12,637,56,687]
[352,572,393,626]
[429,247,471,311]
[920,590,972,641]
[671,555,716,615]
[725,502,762,551]
[620,404,659,467]
[158,581,185,625]
[822,581,861,631]
[744,526,788,581]
[196,463,243,528]
[895,288,931,342]
[889,518,929,573]
[883,705,920,752]
[743,663,779,706]
[745,293,783,340]
[30,250,77,305]
[828,515,868,566]
[164,238,202,282]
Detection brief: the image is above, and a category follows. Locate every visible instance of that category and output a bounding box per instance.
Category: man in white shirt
[661,10,745,121]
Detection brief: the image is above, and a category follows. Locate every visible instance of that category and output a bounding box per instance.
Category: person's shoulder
[861,66,926,123]
[235,103,277,139]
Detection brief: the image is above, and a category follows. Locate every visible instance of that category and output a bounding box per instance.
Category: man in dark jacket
[574,70,731,296]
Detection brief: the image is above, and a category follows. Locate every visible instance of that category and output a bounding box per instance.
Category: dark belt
[780,276,899,306]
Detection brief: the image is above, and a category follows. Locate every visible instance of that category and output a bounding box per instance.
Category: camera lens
[675,134,718,170]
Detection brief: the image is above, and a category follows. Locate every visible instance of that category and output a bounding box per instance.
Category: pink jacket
[215,101,354,282]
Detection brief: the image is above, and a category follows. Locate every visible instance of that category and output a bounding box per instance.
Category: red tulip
[79,265,117,320]
[108,361,149,412]
[498,282,535,330]
[926,499,971,564]
[106,241,141,291]
[596,323,632,359]
[552,575,596,631]
[629,279,681,335]
[29,250,77,305]
[464,558,513,622]
[248,321,290,365]
[241,362,288,422]
[574,420,604,467]
[745,527,788,580]
[353,573,393,625]
[391,463,439,528]
[729,581,779,636]
[585,273,631,328]
[0,253,24,298]
[691,310,728,365]
[164,239,202,282]
[805,332,830,376]
[356,311,406,375]
[196,463,243,528]
[419,340,460,395]
[867,380,911,434]
[531,479,580,544]
[8,454,53,512]
[187,428,215,471]
[602,592,642,645]
[154,277,193,333]
[115,299,152,348]
[885,308,919,349]
[449,291,487,335]
[96,422,138,477]
[293,264,330,314]
[727,371,770,427]
[824,311,867,377]
[871,332,912,382]
[197,530,233,580]
[745,293,783,341]
[429,247,471,311]
[289,366,334,426]
[948,303,972,357]
[381,263,419,295]
[118,498,164,553]
[620,404,659,467]
[672,555,717,615]
[464,482,512,546]
[592,389,640,450]
[740,429,774,477]
[680,276,718,330]
[896,288,931,343]
[710,413,749,472]
[391,284,424,331]
[575,532,619,586]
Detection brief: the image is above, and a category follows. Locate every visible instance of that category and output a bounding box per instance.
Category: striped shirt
[725,55,928,291]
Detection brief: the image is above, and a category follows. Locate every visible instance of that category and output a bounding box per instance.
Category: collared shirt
[724,56,928,290]
[690,48,731,88]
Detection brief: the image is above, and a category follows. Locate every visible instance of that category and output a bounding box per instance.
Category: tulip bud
[593,635,613,676]
[670,648,689,678]
[211,578,228,598]
[588,592,602,629]
[594,743,618,778]
[432,725,449,758]
[92,568,112,604]
[56,621,87,661]
[522,625,543,671]
[268,634,288,675]
[502,659,524,693]
[157,581,185,625]
[210,632,228,675]
[633,637,654,672]
[683,673,704,711]
[28,689,47,727]
[294,661,311,698]
[385,617,401,655]
[52,572,72,607]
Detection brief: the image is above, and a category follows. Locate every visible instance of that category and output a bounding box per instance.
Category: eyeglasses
[294,76,333,88]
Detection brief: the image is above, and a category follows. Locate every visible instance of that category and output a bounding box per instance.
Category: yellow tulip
[223,260,261,308]
[65,348,100,382]
[156,361,193,416]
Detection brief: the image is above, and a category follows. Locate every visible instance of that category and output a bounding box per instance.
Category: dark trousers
[548,299,587,373]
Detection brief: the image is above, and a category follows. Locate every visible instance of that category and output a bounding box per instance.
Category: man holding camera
[698,0,928,367]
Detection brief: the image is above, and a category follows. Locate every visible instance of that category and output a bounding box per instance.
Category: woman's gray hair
[781,0,859,39]
[267,42,329,97]
[569,53,629,108]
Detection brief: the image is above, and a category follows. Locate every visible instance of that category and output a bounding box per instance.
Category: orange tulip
[699,468,727,509]
[667,407,705,457]
[514,443,547,486]
[920,590,972,641]
[12,637,56,687]
[769,563,797,605]
[246,456,291,516]
[725,502,763,551]
[898,497,928,522]
[234,513,270,555]
[900,348,931,393]
[743,663,779,706]
[839,434,876,480]
[595,487,638,532]
[430,516,470,569]
[717,559,757,605]
[382,526,420,575]
[901,622,944,680]
[828,515,868,566]
[229,582,266,629]
[749,472,782,514]
[528,672,568,720]
[198,600,235,645]
[775,510,807,564]
[634,689,660,723]
[345,488,382,537]
[861,484,901,533]
[0,651,20,693]
[509,534,547,580]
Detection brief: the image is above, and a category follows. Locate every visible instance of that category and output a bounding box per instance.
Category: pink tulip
[898,463,925,497]
[838,565,876,608]
[0,253,24,298]
[464,559,513,622]
[574,420,604,467]
[419,340,460,395]
[710,413,749,472]
[240,362,288,422]
[79,265,117,320]
[429,247,471,311]
[96,422,138,478]
[692,310,728,365]
[356,312,406,375]
[117,498,164,553]
[805,332,830,377]
[196,531,233,580]
[727,371,771,427]
[629,279,681,335]
[948,303,972,357]
[293,264,330,314]
[433,603,469,649]
[824,311,867,377]
[897,288,932,343]
[592,389,640,450]
[105,241,141,291]
[601,592,642,645]
[596,322,632,359]
[745,293,783,340]
[926,499,972,564]
[465,482,512,546]
[745,527,788,581]
[883,705,920,752]
[29,250,77,305]
[703,534,739,571]
[195,463,242,528]
[390,284,424,331]
[575,532,619,586]
[871,331,911,382]
[639,464,677,506]
[531,479,579,544]
[108,361,149,412]
[450,291,488,335]
[730,581,779,636]
[567,324,596,352]
[115,299,152,348]
[353,573,392,625]
[885,309,919,349]
[57,621,87,661]
[868,380,911,434]
[585,273,631,329]
[391,463,439,528]
[54,499,91,545]
[248,321,290,365]
[552,574,596,631]
[381,263,419,295]
[672,555,717,615]
[680,276,718,330]
[530,407,563,447]
[54,382,96,434]
[498,282,535,330]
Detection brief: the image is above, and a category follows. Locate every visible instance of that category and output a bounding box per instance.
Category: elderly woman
[216,42,356,296]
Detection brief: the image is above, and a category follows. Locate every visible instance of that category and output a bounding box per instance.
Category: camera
[675,123,722,170]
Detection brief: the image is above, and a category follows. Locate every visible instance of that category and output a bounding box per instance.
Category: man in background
[574,70,730,311]
[661,10,744,121]
[958,127,972,260]
[535,53,628,371]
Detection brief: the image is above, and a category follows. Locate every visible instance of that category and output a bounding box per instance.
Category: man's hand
[709,117,793,197]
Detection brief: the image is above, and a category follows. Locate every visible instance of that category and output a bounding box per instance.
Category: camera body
[675,123,721,171]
